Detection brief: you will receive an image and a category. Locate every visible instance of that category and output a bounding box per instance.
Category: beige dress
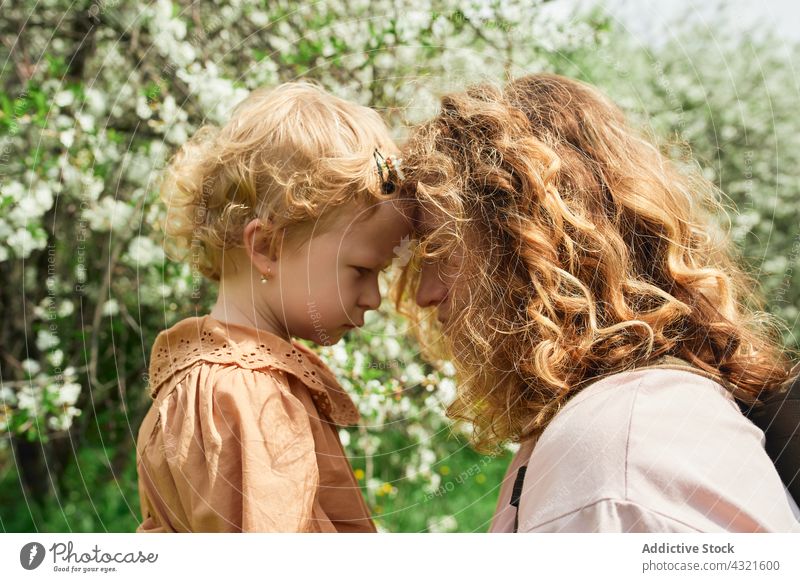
[136,315,375,532]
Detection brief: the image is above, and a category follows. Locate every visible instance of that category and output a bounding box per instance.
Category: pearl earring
[260,267,272,284]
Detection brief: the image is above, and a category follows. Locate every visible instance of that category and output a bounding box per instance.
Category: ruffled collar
[147,315,359,426]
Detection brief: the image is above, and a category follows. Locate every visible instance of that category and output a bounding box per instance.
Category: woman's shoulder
[519,366,795,531]
[535,367,754,470]
[523,368,746,500]
[553,367,743,433]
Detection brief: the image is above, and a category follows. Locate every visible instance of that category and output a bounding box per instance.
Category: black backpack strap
[510,465,528,533]
[737,368,800,504]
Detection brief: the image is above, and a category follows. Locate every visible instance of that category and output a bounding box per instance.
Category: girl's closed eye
[351,265,373,276]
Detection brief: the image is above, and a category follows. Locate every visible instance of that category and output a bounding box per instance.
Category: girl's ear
[242,218,278,274]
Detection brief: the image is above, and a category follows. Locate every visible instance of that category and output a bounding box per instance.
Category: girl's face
[270,200,411,345]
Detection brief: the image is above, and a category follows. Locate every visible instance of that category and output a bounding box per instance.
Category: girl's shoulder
[145,315,359,426]
[147,315,311,396]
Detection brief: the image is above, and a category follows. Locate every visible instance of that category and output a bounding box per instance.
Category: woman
[395,73,800,532]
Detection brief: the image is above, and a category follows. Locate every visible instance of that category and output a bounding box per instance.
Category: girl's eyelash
[352,266,372,275]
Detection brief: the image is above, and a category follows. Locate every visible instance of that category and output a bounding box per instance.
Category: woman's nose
[415,262,449,308]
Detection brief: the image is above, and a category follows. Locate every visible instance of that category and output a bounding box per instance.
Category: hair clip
[374,148,404,194]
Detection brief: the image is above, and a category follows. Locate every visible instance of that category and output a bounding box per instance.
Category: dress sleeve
[162,364,319,532]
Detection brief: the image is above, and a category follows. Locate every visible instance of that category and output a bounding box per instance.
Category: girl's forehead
[340,200,410,241]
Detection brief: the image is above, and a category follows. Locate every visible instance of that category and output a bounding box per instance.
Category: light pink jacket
[490,368,800,532]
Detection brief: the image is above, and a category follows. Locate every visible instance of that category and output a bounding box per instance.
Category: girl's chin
[305,327,349,347]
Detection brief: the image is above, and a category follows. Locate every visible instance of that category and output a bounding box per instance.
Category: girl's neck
[209,295,290,342]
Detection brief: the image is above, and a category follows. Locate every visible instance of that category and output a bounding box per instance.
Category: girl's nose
[415,262,449,308]
[358,275,382,311]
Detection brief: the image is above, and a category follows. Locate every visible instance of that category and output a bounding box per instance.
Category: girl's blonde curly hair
[159,81,397,281]
[396,73,793,453]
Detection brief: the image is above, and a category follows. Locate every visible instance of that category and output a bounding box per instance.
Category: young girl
[396,73,800,532]
[136,82,410,532]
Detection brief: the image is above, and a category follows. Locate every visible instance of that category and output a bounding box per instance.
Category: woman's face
[412,205,470,327]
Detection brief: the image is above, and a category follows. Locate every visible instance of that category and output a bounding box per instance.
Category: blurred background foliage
[1,0,798,532]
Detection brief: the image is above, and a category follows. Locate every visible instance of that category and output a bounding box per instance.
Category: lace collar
[147,315,359,426]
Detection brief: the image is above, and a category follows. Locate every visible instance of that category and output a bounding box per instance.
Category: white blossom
[54,89,74,108]
[21,359,41,376]
[126,235,166,266]
[7,228,46,258]
[427,514,458,533]
[16,386,41,413]
[36,330,60,351]
[58,301,74,318]
[59,128,75,148]
[403,362,425,385]
[47,406,81,431]
[136,95,153,120]
[75,112,95,132]
[437,378,457,405]
[102,299,120,317]
[384,337,401,359]
[47,349,65,368]
[0,386,16,405]
[53,382,81,407]
[82,197,134,232]
[330,343,349,365]
[80,175,106,201]
[83,87,108,116]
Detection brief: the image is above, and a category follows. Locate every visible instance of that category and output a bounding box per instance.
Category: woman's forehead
[410,203,446,236]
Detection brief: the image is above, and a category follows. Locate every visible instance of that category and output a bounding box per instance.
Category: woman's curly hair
[395,73,794,453]
[158,81,396,282]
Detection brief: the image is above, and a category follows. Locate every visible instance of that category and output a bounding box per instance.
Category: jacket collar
[147,315,359,426]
